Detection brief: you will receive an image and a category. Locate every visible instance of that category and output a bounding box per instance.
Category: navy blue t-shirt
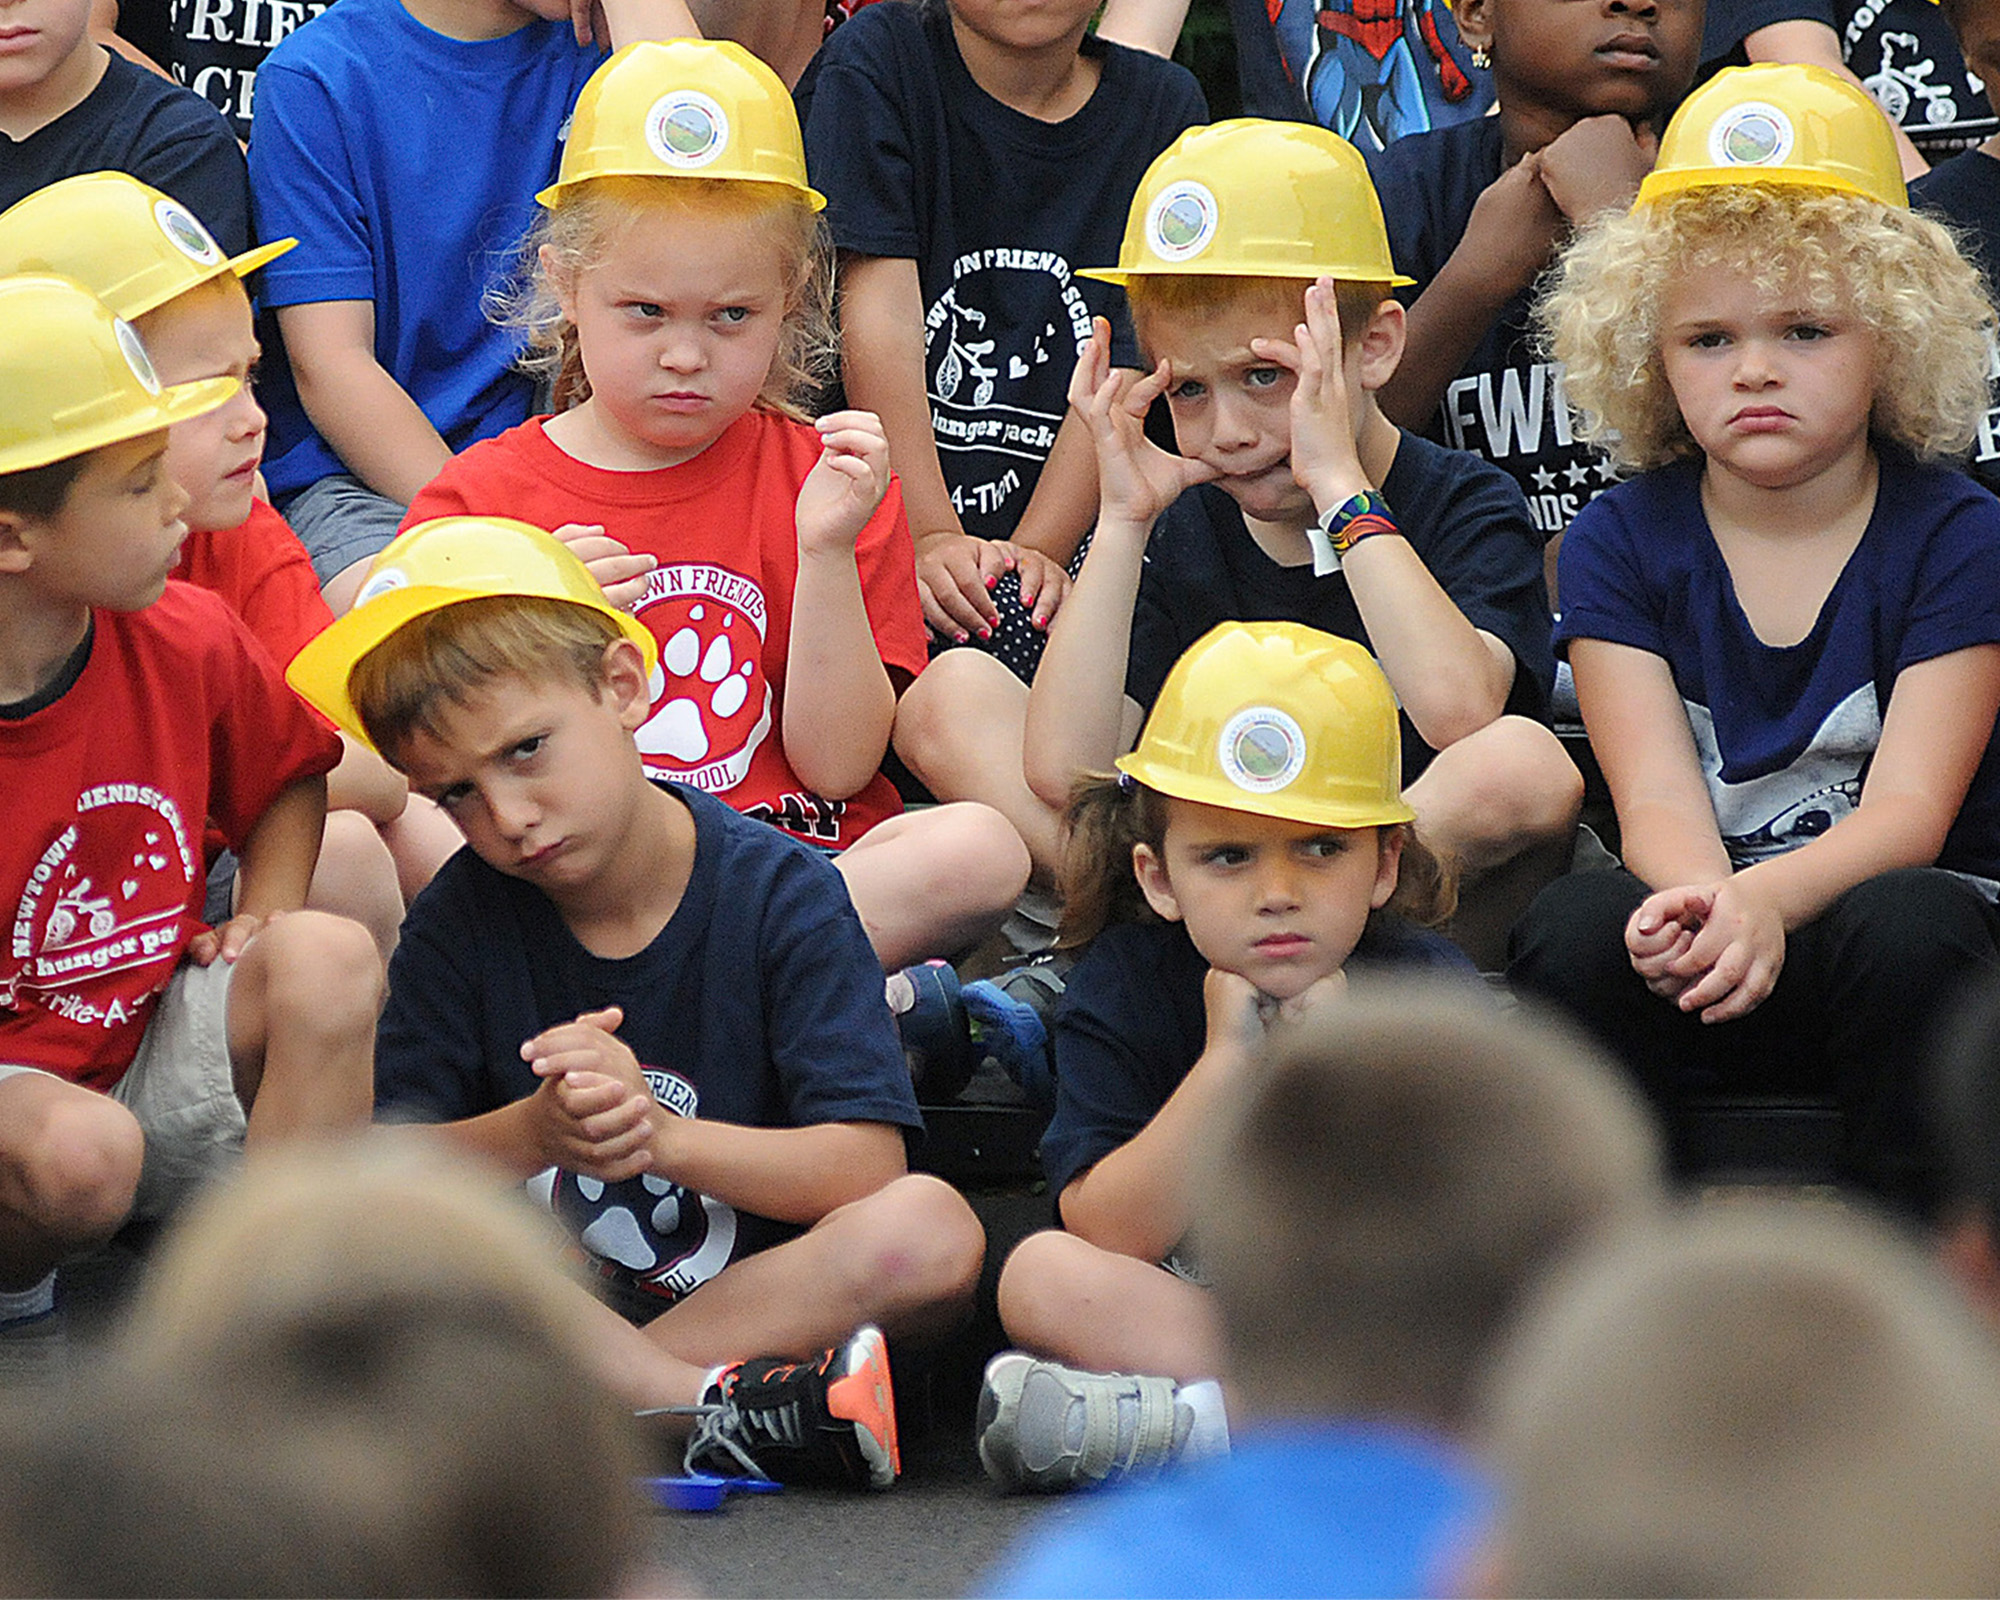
[1040,916,1477,1199]
[1,52,250,253]
[376,782,920,1315]
[1370,116,1621,543]
[800,0,1206,541]
[1913,150,2000,498]
[1127,430,1554,782]
[1558,451,2000,890]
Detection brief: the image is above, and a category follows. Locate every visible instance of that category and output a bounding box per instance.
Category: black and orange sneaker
[684,1324,900,1490]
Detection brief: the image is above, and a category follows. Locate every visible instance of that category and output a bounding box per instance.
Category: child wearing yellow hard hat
[0,274,378,1329]
[1020,117,1580,967]
[975,619,1472,1495]
[1512,63,2000,1216]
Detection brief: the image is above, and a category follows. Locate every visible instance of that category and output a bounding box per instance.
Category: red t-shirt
[406,409,927,850]
[0,585,342,1091]
[171,497,335,669]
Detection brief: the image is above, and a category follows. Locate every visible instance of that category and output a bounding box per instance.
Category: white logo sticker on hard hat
[645,90,729,170]
[153,197,221,267]
[1145,180,1218,264]
[353,567,411,610]
[112,319,161,395]
[1709,102,1795,168]
[1218,707,1307,795]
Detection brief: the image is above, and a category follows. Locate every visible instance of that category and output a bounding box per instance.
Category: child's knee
[247,910,386,1033]
[893,649,1019,770]
[932,802,1033,911]
[310,811,403,962]
[5,1089,144,1243]
[995,1228,1097,1344]
[1419,716,1583,856]
[851,1174,986,1308]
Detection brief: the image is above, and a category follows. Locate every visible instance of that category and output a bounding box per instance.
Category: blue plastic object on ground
[644,1473,786,1513]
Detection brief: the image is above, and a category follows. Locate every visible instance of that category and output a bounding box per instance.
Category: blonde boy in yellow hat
[0,276,380,1329]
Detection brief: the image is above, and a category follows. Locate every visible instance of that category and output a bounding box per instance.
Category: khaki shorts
[0,959,245,1220]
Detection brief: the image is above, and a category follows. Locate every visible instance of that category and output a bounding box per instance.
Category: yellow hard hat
[1081,119,1413,287]
[287,516,661,748]
[0,275,238,476]
[0,172,295,321]
[537,39,824,209]
[1636,62,1906,210]
[1117,621,1416,830]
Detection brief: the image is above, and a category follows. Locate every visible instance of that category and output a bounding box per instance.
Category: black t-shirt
[1126,430,1554,782]
[1,52,250,251]
[1702,0,1996,161]
[1370,116,1622,543]
[1913,151,2000,498]
[800,0,1206,540]
[1040,916,1478,1199]
[114,0,332,142]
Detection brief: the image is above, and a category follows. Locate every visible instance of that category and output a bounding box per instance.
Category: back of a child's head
[499,38,833,416]
[1542,63,1996,472]
[1088,118,1410,365]
[1484,1199,2000,1597]
[1192,987,1663,1431]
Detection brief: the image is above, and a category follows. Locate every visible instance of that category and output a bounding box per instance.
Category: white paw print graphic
[638,600,763,767]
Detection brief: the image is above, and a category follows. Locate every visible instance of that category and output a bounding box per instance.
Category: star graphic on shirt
[1564,460,1592,488]
[1595,458,1620,483]
[1532,466,1558,491]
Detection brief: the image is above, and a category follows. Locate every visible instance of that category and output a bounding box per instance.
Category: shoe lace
[650,1389,805,1481]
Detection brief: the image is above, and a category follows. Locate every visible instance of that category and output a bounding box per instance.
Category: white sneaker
[975,1352,1226,1493]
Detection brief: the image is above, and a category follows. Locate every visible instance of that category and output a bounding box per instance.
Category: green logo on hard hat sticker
[1145,181,1218,264]
[1708,102,1794,168]
[1218,707,1306,795]
[645,91,729,169]
[153,198,221,267]
[112,318,161,395]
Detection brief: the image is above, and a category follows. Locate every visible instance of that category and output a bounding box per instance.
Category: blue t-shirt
[799,0,1206,541]
[1558,451,2000,891]
[1913,150,2000,498]
[1040,917,1477,1198]
[981,1422,1491,1599]
[1127,430,1554,783]
[248,0,605,497]
[1370,116,1620,543]
[1,53,250,253]
[375,782,920,1315]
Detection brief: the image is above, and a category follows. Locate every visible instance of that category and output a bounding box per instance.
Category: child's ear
[1132,841,1185,923]
[1370,826,1405,911]
[600,638,654,729]
[0,511,35,576]
[1453,0,1493,56]
[1356,299,1407,395]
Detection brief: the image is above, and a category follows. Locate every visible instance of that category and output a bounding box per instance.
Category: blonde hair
[1539,184,1995,472]
[348,594,626,763]
[1056,773,1454,950]
[1127,274,1393,367]
[493,174,836,419]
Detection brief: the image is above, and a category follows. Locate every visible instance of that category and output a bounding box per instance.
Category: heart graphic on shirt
[1009,355,1029,379]
[120,879,138,899]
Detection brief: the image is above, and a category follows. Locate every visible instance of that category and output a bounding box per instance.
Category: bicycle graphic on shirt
[934,302,998,408]
[1863,32,1958,127]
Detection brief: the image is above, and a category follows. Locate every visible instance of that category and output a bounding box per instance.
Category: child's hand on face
[797,409,893,559]
[1068,316,1219,532]
[914,531,1010,643]
[521,1005,658,1181]
[1463,153,1565,296]
[1251,277,1368,508]
[1200,965,1349,1068]
[553,522,657,612]
[1537,115,1659,223]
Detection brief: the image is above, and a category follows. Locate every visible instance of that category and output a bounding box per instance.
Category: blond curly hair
[1537,183,1995,472]
[489,175,836,420]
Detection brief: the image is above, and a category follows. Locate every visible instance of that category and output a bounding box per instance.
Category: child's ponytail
[1056,773,1172,950]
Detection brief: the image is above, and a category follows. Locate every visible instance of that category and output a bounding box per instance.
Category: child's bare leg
[892,650,1066,883]
[1408,714,1583,971]
[306,810,404,963]
[640,1174,984,1365]
[837,804,1031,969]
[224,911,382,1144]
[997,1228,1223,1383]
[377,793,462,903]
[0,1074,144,1288]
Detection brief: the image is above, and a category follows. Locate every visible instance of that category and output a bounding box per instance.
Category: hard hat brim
[1115,751,1418,831]
[534,172,827,210]
[1634,164,1905,209]
[0,373,240,476]
[287,580,661,751]
[226,237,298,279]
[1078,263,1417,289]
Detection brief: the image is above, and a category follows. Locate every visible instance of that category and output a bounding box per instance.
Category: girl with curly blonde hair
[1510,64,2000,1215]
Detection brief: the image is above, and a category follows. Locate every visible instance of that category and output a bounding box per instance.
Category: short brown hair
[347,594,625,763]
[1127,274,1394,367]
[0,454,90,520]
[1194,987,1663,1429]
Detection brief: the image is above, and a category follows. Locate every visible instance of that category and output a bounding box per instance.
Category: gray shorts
[281,472,407,586]
[0,959,245,1221]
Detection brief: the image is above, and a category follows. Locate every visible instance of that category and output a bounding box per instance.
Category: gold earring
[1469,44,1491,68]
